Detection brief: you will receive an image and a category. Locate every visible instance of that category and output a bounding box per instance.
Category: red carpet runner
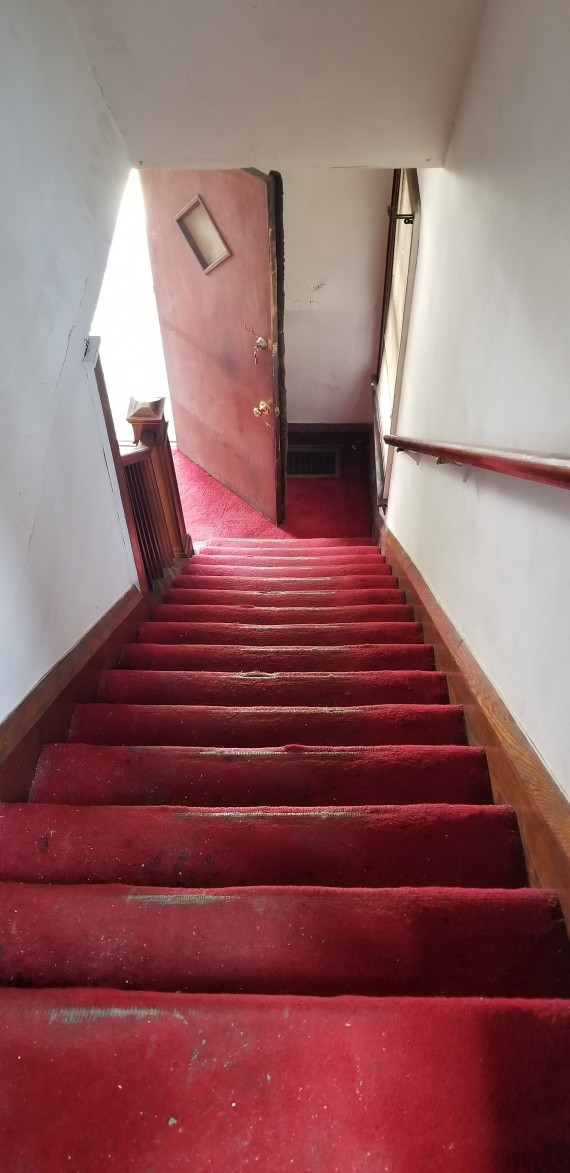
[1,537,569,1169]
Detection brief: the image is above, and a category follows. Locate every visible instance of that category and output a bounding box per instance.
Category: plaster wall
[0,0,134,724]
[67,0,485,169]
[283,169,391,424]
[388,0,570,796]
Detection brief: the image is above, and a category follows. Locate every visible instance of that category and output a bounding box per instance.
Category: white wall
[388,0,570,797]
[0,0,134,724]
[67,0,486,169]
[283,169,391,423]
[92,170,174,445]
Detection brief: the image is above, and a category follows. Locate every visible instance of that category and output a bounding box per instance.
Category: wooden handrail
[119,443,152,466]
[384,434,570,492]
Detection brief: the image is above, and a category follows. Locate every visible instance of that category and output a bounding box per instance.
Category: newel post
[126,399,192,557]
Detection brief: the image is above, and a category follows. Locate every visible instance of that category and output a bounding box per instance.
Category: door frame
[245,168,287,524]
[372,169,421,506]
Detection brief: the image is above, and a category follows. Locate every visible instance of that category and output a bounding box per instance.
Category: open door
[142,169,285,523]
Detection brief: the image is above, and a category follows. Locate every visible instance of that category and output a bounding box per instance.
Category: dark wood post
[126,399,192,557]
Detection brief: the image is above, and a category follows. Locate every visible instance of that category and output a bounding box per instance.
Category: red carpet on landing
[173,445,371,539]
[1,531,569,1169]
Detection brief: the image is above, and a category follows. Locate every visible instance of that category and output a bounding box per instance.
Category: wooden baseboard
[288,423,371,432]
[380,521,570,925]
[0,586,150,801]
[288,424,372,449]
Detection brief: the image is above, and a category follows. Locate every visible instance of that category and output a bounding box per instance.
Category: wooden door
[142,169,285,523]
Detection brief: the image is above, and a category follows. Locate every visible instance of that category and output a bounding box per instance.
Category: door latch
[253,337,268,364]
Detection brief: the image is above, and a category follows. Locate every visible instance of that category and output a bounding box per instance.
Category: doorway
[141,169,286,524]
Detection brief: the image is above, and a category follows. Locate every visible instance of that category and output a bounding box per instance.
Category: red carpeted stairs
[1,537,569,1170]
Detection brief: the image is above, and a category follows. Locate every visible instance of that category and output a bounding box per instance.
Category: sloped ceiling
[68,0,486,168]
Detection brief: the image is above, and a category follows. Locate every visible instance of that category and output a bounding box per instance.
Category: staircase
[1,537,569,1170]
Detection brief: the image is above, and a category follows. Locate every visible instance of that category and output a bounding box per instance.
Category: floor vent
[287,447,340,477]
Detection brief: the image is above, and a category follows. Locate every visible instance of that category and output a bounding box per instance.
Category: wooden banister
[118,443,152,466]
[91,347,192,592]
[118,398,192,589]
[384,435,570,492]
[126,398,192,557]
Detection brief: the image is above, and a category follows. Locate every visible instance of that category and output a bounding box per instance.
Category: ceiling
[68,0,487,169]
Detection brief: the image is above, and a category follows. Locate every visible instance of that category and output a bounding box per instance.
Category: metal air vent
[287,446,340,477]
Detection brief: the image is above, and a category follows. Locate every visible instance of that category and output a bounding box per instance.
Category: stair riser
[68,703,467,747]
[152,604,415,625]
[0,886,566,997]
[137,622,424,645]
[97,670,449,707]
[32,744,491,807]
[119,643,435,673]
[0,806,524,888]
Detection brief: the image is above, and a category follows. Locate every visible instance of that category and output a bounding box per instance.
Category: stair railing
[383,434,570,492]
[120,398,192,588]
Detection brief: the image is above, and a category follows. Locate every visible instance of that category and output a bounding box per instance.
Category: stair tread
[207,536,376,544]
[191,553,386,563]
[120,641,435,672]
[137,621,425,645]
[97,668,449,706]
[152,603,415,624]
[12,527,569,1173]
[180,562,395,576]
[205,543,378,553]
[0,883,566,998]
[68,702,467,747]
[32,742,491,806]
[173,573,400,589]
[164,587,407,604]
[0,990,569,1173]
[0,804,523,887]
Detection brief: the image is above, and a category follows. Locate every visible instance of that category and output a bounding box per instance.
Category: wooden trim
[243,168,286,525]
[374,168,400,385]
[119,443,152,466]
[157,439,193,557]
[0,587,149,802]
[384,434,570,492]
[174,195,231,275]
[381,174,421,500]
[288,424,372,452]
[93,357,148,592]
[380,520,570,926]
[126,399,192,558]
[269,169,287,525]
[288,423,372,434]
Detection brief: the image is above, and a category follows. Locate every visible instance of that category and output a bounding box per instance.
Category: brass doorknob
[253,400,271,417]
